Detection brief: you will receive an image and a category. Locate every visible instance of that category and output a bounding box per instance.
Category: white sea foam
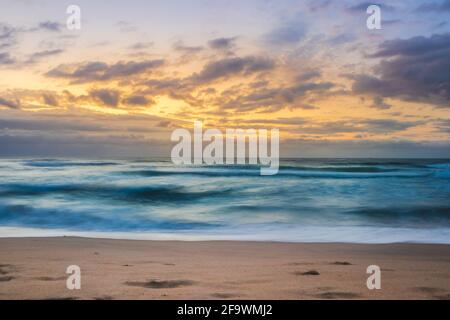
[0,226,449,244]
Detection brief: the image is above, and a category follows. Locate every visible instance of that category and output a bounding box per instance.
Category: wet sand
[0,237,449,300]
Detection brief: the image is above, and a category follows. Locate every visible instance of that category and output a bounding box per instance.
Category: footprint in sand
[211,293,238,299]
[0,264,17,281]
[125,279,195,289]
[433,293,450,300]
[315,291,361,299]
[94,295,114,300]
[294,270,320,276]
[34,276,67,281]
[0,276,15,282]
[331,261,352,266]
[414,287,449,299]
[0,264,16,275]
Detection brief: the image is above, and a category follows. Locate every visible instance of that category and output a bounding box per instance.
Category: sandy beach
[0,237,449,300]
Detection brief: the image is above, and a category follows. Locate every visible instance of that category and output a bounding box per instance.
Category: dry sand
[0,237,449,300]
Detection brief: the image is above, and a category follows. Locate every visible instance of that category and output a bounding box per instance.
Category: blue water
[0,158,449,243]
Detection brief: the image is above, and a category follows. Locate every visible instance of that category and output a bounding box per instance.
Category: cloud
[0,23,16,40]
[370,96,392,109]
[89,89,121,107]
[436,119,450,133]
[264,19,307,46]
[42,94,58,106]
[369,33,450,58]
[143,78,184,93]
[38,21,63,32]
[116,21,138,33]
[0,118,104,132]
[128,42,154,50]
[0,23,17,48]
[215,80,335,113]
[122,95,153,106]
[416,0,450,12]
[46,59,165,83]
[27,49,64,64]
[296,70,322,81]
[0,97,19,109]
[190,56,275,83]
[0,52,15,65]
[327,33,356,45]
[361,119,423,133]
[345,2,395,13]
[281,139,450,158]
[173,41,203,54]
[1,21,62,49]
[295,119,422,135]
[351,33,450,107]
[208,37,237,50]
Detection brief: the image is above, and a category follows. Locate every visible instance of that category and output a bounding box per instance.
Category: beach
[0,237,449,300]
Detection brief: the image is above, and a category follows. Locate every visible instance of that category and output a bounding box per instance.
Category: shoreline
[1,237,449,300]
[1,226,449,244]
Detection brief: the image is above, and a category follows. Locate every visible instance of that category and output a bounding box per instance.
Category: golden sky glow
[0,0,449,157]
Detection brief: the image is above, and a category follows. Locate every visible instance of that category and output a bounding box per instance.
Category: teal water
[0,158,449,243]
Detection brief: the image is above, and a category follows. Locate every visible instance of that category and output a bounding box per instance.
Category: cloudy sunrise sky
[0,0,449,158]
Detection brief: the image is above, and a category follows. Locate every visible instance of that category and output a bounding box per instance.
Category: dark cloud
[0,133,169,158]
[42,94,58,106]
[281,139,450,158]
[208,37,237,50]
[264,20,307,46]
[351,33,450,107]
[296,119,422,135]
[283,82,334,102]
[157,120,172,128]
[369,33,450,58]
[345,2,395,13]
[361,119,424,133]
[327,33,356,45]
[416,0,450,12]
[191,56,274,83]
[0,118,105,132]
[1,132,448,158]
[0,23,17,49]
[122,95,153,106]
[436,119,450,133]
[0,97,19,109]
[0,23,15,40]
[144,78,183,91]
[370,96,392,109]
[46,59,164,83]
[230,117,307,126]
[27,49,64,63]
[128,42,153,50]
[173,41,203,54]
[217,80,334,112]
[89,89,121,107]
[38,21,63,32]
[0,52,15,65]
[296,70,321,81]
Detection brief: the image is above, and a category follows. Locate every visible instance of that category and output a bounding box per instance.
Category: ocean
[0,158,449,243]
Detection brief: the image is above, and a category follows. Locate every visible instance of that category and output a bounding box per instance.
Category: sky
[0,0,449,158]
